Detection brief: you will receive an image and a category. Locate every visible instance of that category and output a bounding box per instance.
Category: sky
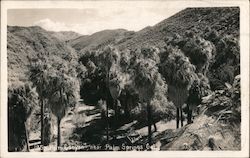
[7,2,185,35]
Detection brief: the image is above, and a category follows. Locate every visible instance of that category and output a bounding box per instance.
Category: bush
[203,75,241,124]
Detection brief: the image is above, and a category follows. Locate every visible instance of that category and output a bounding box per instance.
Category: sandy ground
[29,102,180,151]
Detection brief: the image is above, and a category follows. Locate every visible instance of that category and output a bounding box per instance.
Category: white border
[1,0,249,158]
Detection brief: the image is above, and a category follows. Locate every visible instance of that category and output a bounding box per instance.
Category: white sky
[7,2,185,35]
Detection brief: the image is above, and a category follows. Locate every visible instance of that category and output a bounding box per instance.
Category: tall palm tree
[133,58,158,147]
[8,83,38,151]
[48,68,79,151]
[159,47,197,128]
[98,45,120,143]
[108,65,122,123]
[169,32,216,76]
[29,58,50,152]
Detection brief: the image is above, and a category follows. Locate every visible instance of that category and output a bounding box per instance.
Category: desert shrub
[216,65,235,84]
[204,27,220,43]
[72,112,87,128]
[139,46,160,64]
[78,50,97,66]
[197,73,212,97]
[209,64,236,90]
[119,50,131,72]
[212,35,239,73]
[76,64,87,80]
[204,75,241,125]
[97,99,107,119]
[207,33,239,89]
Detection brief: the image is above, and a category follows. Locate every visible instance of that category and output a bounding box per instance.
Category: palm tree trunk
[180,108,183,127]
[40,98,44,152]
[57,117,61,152]
[114,99,118,126]
[187,105,192,124]
[176,107,179,129]
[106,72,109,144]
[24,121,30,152]
[57,88,65,152]
[124,97,129,117]
[106,103,109,144]
[147,102,152,148]
[153,122,157,132]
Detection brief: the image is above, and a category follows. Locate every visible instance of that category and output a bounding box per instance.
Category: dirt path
[29,103,180,151]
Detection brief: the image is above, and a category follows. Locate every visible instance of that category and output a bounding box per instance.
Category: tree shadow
[69,112,147,151]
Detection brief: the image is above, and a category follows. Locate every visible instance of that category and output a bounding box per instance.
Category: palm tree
[186,73,211,124]
[166,32,216,76]
[184,36,215,76]
[98,45,120,143]
[131,46,174,147]
[29,58,50,152]
[133,58,158,147]
[8,83,38,151]
[48,68,79,151]
[108,65,122,123]
[159,47,197,128]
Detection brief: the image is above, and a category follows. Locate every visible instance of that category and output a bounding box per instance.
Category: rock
[181,143,190,150]
[160,115,240,150]
[202,94,214,103]
[208,137,218,150]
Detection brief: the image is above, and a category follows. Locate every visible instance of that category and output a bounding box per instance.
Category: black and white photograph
[1,0,249,157]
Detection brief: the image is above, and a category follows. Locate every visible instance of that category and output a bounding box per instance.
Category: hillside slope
[117,7,239,50]
[7,26,78,84]
[49,31,82,42]
[7,7,239,84]
[69,29,135,53]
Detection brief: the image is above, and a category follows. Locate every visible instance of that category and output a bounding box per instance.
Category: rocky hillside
[117,7,239,50]
[7,26,78,84]
[161,75,241,150]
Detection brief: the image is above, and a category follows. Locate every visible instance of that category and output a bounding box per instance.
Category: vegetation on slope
[117,7,239,50]
[69,29,135,52]
[49,31,82,42]
[7,26,78,83]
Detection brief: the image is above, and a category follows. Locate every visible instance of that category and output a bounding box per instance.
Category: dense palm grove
[8,7,241,151]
